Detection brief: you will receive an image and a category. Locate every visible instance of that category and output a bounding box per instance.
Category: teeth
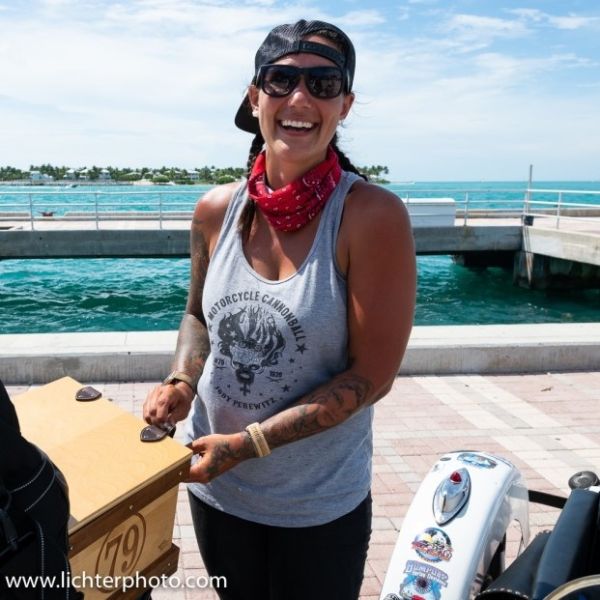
[281,119,314,129]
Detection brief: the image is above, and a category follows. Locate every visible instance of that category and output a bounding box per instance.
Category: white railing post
[556,191,562,229]
[524,164,533,223]
[159,192,163,230]
[29,193,34,230]
[95,192,99,230]
[463,192,469,226]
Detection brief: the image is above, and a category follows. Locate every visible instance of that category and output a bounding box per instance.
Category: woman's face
[248,35,354,173]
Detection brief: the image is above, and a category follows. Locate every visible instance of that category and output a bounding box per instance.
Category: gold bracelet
[245,422,271,458]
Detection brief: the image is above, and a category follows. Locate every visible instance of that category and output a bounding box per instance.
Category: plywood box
[14,376,192,599]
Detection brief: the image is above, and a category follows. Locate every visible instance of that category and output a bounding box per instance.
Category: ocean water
[1,182,599,334]
[3,180,600,216]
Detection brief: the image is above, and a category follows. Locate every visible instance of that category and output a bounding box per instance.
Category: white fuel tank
[379,451,529,600]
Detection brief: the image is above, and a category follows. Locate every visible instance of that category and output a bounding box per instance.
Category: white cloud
[548,15,598,30]
[471,51,593,85]
[446,14,529,39]
[39,0,76,6]
[509,8,599,31]
[245,0,278,6]
[510,8,545,22]
[335,10,386,27]
[0,1,599,179]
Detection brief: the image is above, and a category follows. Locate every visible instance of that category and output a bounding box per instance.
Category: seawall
[2,323,599,384]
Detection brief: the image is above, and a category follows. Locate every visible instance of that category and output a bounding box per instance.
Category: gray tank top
[185,171,373,527]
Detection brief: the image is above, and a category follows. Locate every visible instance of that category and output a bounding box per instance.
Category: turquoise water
[0,256,598,334]
[2,180,600,216]
[1,182,599,334]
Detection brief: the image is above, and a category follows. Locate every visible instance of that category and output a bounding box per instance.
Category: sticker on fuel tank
[457,452,497,469]
[411,527,453,562]
[398,560,448,600]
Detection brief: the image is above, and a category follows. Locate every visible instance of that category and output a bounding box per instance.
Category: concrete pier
[0,221,523,258]
[2,323,599,384]
[510,223,600,289]
[2,214,600,289]
[514,250,600,289]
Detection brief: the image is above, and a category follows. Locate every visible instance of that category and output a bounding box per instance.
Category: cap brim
[235,93,260,134]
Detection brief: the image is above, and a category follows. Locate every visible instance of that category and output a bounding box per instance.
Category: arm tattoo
[190,215,209,301]
[204,437,251,479]
[172,214,211,384]
[262,373,372,449]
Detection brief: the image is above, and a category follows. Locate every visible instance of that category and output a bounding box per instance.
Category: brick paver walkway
[7,371,600,599]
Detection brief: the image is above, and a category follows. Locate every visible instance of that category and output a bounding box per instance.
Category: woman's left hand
[186,432,254,483]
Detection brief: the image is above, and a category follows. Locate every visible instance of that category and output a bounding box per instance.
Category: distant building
[98,169,111,181]
[29,170,53,183]
[186,170,200,181]
[78,168,89,181]
[63,169,77,181]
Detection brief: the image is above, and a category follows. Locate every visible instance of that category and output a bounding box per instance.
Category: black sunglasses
[256,64,345,99]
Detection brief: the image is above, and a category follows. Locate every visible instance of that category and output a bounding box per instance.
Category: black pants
[188,491,372,600]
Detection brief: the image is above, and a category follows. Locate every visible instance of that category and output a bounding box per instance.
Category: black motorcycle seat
[476,487,600,600]
[532,488,599,600]
[476,531,550,600]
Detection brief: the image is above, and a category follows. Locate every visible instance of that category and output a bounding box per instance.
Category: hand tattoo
[203,436,252,479]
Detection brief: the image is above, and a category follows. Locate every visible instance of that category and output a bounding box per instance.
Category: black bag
[0,380,82,600]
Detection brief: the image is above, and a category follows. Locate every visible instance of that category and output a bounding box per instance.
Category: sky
[0,0,599,181]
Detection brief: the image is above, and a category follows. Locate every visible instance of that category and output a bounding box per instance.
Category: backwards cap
[235,19,356,134]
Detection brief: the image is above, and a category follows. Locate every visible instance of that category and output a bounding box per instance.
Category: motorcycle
[0,379,81,600]
[379,450,600,600]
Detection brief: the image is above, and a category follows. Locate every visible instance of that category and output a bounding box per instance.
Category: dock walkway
[2,215,599,266]
[3,322,600,597]
[6,369,600,599]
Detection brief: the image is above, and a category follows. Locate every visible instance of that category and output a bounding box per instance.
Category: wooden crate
[14,376,192,599]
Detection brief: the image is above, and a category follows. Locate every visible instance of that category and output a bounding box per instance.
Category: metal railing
[523,187,600,229]
[0,189,200,230]
[400,187,600,229]
[1,186,600,230]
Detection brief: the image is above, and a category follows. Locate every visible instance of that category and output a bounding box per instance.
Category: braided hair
[330,132,367,181]
[238,130,264,238]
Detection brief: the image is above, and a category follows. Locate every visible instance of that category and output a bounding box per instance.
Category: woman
[144,19,416,599]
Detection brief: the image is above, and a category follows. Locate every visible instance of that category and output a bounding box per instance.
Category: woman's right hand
[143,382,195,425]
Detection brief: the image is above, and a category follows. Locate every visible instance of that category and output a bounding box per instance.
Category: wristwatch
[163,370,195,392]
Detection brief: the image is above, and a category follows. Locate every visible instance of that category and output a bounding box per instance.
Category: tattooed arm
[188,182,416,482]
[143,184,237,425]
[168,206,211,393]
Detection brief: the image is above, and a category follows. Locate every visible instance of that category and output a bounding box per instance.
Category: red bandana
[247,146,342,232]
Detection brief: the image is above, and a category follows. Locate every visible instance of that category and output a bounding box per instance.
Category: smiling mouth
[279,119,316,131]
